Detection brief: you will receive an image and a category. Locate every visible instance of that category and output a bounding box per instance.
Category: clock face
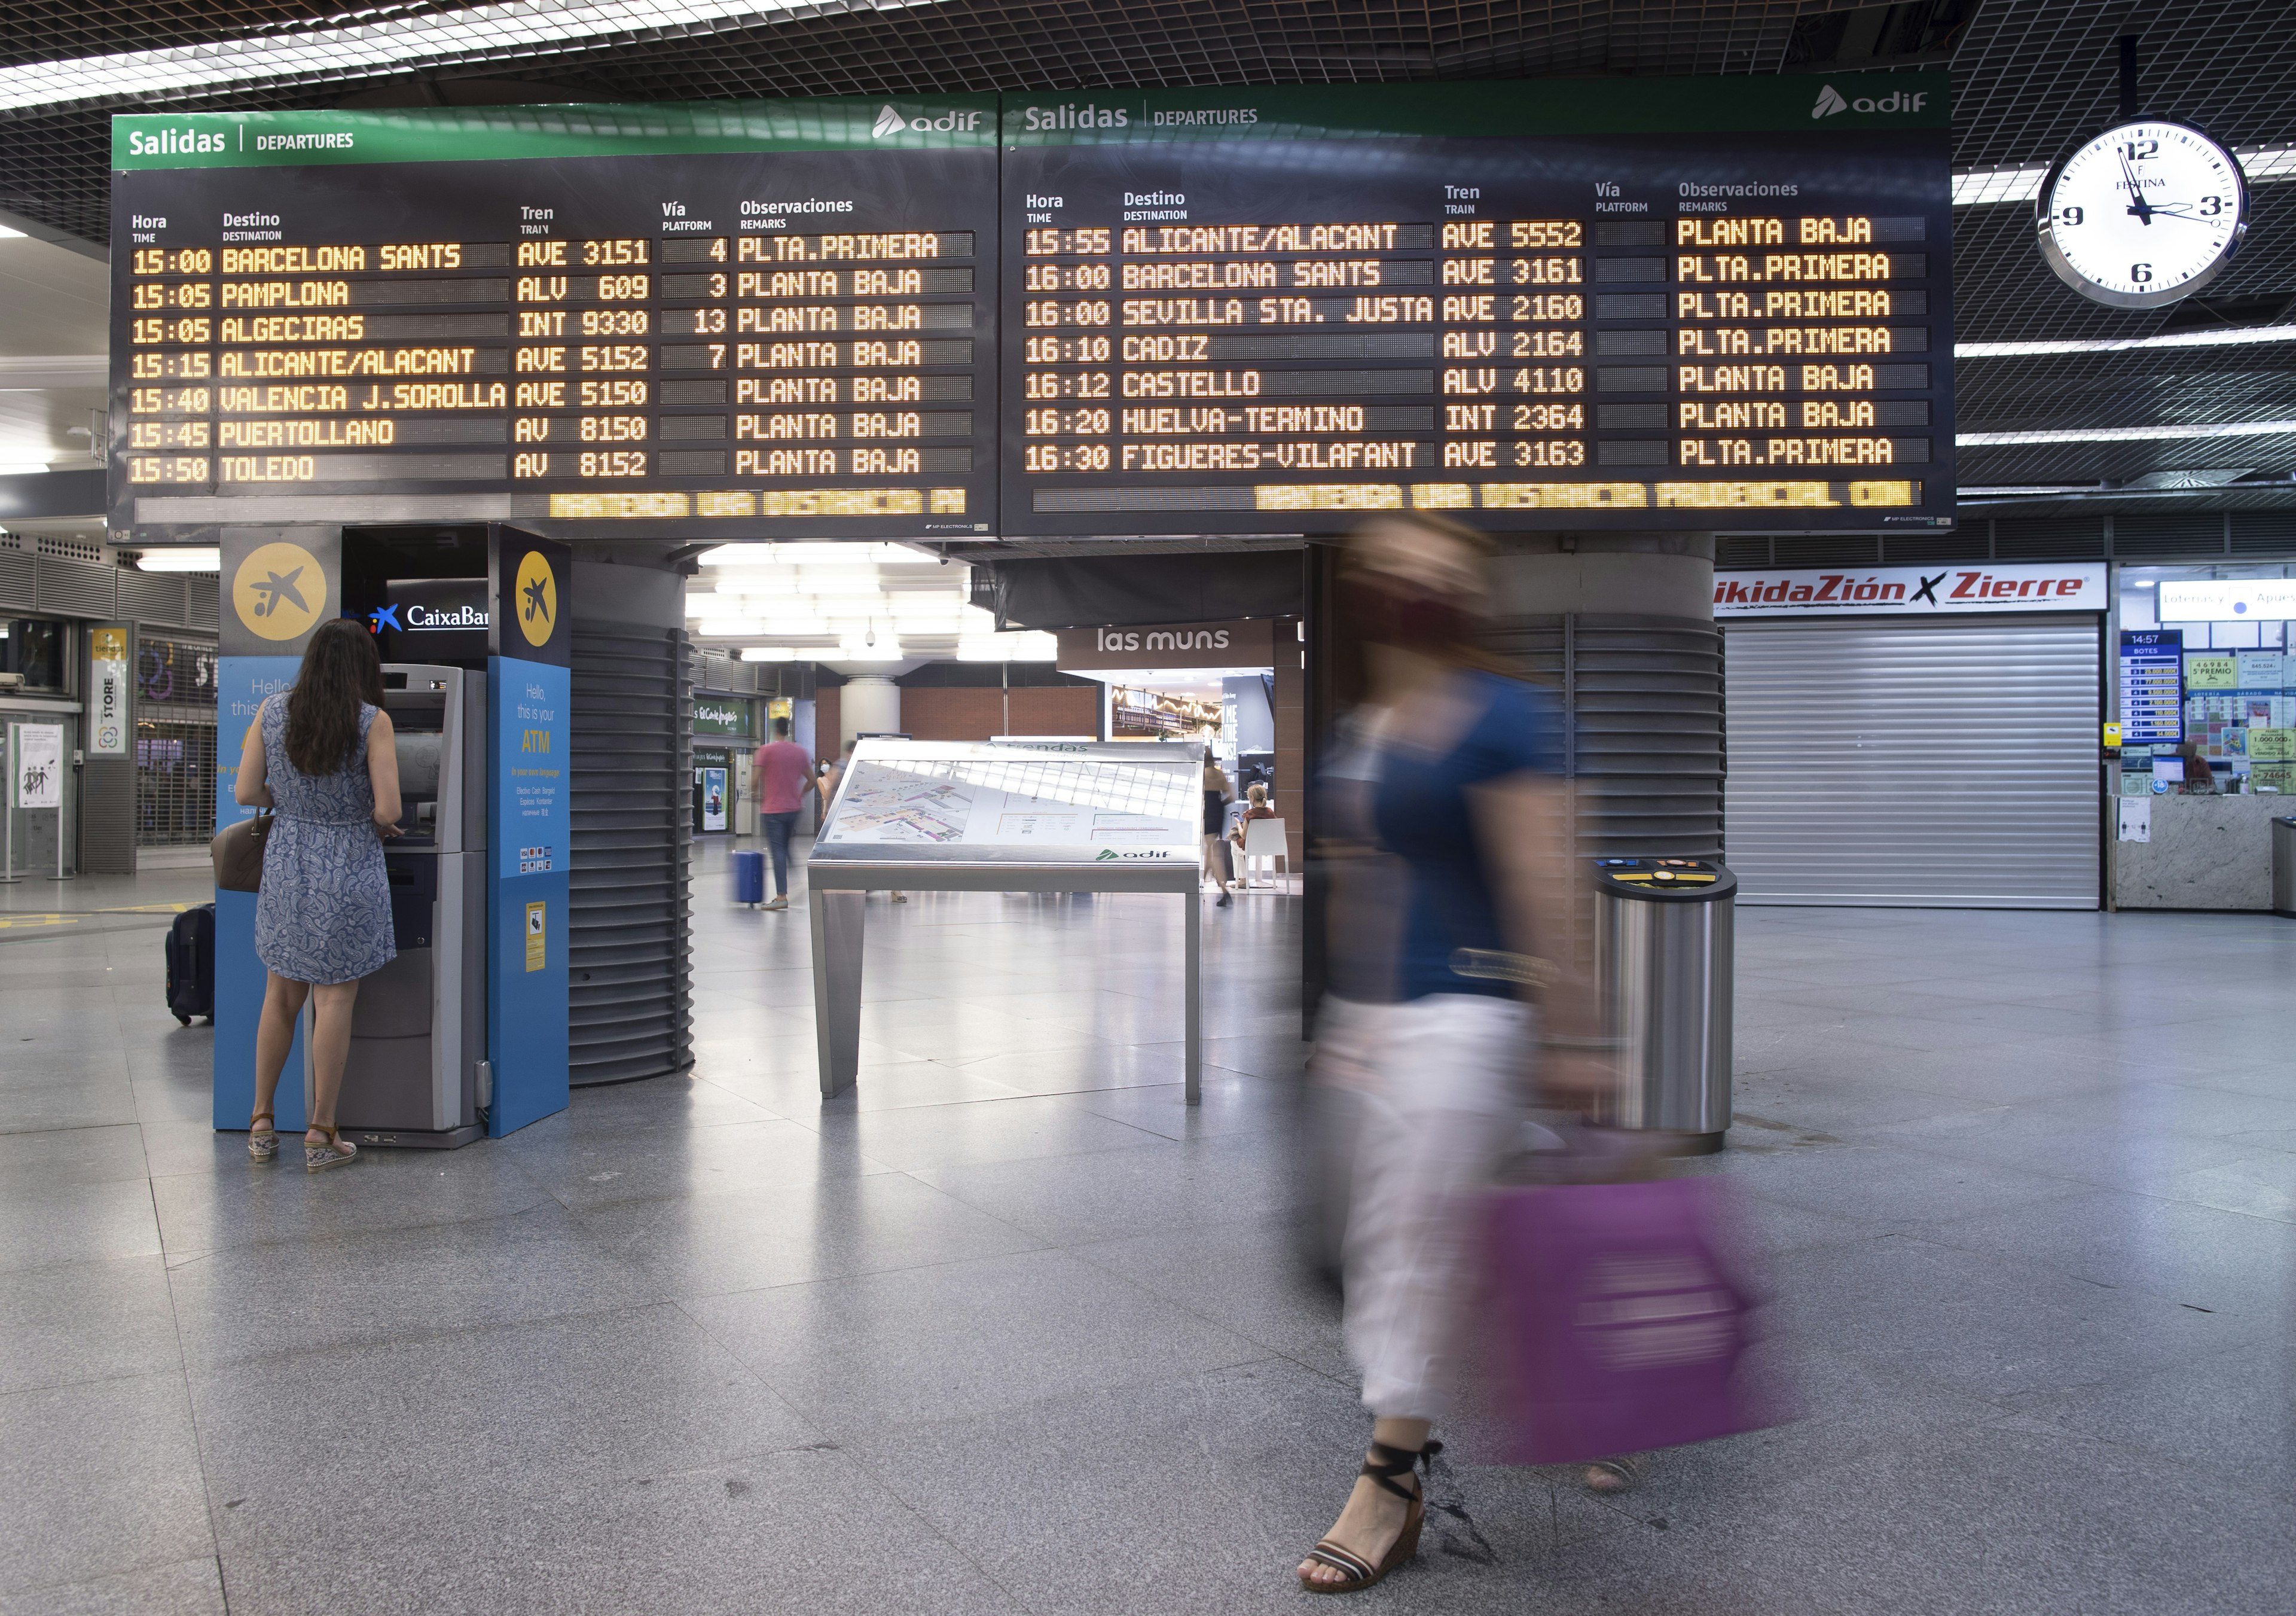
[2038,120,2248,307]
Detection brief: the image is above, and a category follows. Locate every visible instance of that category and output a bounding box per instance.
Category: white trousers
[1324,993,1527,1421]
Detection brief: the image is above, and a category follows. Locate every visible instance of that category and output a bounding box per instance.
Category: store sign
[1057,618,1277,670]
[2158,579,2296,621]
[1714,562,2105,616]
[13,723,63,809]
[693,698,751,736]
[87,627,130,757]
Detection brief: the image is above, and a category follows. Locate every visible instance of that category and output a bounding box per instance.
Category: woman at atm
[236,618,402,1172]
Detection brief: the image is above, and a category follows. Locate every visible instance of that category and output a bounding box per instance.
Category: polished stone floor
[2,842,2292,1615]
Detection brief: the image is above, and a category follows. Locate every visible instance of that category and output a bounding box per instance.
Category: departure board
[999,78,1950,533]
[109,99,1000,542]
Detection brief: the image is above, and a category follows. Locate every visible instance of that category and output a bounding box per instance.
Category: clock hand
[2121,154,2154,224]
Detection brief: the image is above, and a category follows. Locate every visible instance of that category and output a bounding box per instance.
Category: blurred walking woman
[236,619,401,1171]
[1297,514,1607,1593]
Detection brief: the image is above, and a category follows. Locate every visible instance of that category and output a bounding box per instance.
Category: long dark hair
[285,618,384,777]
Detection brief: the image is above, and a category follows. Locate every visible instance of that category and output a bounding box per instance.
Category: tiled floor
[3,844,2293,1615]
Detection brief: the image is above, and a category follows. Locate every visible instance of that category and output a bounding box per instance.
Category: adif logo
[871,105,984,138]
[1813,83,1929,118]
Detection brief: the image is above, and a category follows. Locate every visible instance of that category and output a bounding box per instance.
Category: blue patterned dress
[253,695,395,985]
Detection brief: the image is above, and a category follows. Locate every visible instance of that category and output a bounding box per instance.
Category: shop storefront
[2109,566,2293,910]
[689,693,753,837]
[1717,563,2107,908]
[1055,616,1297,833]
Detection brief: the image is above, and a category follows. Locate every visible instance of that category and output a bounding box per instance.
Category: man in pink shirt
[752,716,817,910]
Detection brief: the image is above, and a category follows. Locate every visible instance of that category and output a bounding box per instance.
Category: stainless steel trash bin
[2274,818,2296,919]
[1591,857,1736,1152]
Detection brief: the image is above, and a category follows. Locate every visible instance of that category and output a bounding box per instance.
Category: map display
[813,739,1201,863]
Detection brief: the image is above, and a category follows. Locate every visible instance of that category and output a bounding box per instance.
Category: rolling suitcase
[164,902,216,1024]
[732,849,767,907]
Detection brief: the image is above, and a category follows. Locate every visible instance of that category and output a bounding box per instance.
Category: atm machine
[325,663,488,1148]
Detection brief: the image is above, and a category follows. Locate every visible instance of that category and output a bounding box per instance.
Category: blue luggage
[732,850,766,907]
[165,902,216,1023]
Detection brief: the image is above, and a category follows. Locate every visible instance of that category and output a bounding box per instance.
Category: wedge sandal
[248,1112,279,1163]
[304,1126,360,1172]
[1297,1439,1441,1595]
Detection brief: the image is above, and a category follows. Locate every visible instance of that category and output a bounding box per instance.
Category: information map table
[111,74,1949,540]
[805,739,1207,1102]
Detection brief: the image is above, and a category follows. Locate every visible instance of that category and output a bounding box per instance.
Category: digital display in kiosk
[999,80,1951,533]
[109,99,1002,542]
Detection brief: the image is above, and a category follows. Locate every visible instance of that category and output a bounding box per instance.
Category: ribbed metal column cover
[1486,612,1724,971]
[568,620,694,1086]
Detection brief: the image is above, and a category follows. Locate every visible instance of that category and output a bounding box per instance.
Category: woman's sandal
[248,1112,278,1163]
[1584,1453,1647,1494]
[1297,1439,1442,1595]
[304,1126,359,1172]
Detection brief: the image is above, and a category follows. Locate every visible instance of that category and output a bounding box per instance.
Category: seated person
[1229,782,1278,849]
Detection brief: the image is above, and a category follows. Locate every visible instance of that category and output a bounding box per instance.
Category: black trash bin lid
[1591,856,1738,902]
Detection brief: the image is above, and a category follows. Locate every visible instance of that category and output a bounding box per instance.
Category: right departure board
[1000,77,1950,534]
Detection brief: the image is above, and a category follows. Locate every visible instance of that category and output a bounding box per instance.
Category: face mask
[1338,574,1476,653]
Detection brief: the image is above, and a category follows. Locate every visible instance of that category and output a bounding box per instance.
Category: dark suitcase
[732,850,767,907]
[165,902,216,1024]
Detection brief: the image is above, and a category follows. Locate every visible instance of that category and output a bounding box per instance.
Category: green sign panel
[692,697,753,737]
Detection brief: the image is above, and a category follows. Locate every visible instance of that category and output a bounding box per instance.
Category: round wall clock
[2035,118,2248,307]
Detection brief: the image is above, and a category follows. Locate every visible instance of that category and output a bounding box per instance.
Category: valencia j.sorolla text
[1000,78,1949,532]
[109,98,1000,539]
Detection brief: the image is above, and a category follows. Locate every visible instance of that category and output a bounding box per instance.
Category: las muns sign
[1714,562,2106,616]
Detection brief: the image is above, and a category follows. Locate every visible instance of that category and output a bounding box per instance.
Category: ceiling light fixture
[1957,325,2296,359]
[1959,420,2296,447]
[0,1,935,112]
[133,547,222,571]
[1953,145,2296,207]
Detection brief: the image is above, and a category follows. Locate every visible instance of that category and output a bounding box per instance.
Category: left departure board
[109,99,1000,542]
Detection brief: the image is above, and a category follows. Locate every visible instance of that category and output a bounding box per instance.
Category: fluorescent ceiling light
[1959,420,2296,447]
[695,615,767,638]
[738,647,799,661]
[699,541,944,566]
[0,225,25,240]
[0,2,939,112]
[135,547,221,571]
[956,632,1058,661]
[1954,145,2296,207]
[1958,325,2296,359]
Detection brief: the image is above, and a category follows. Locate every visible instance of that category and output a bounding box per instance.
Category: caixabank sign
[1714,562,2106,616]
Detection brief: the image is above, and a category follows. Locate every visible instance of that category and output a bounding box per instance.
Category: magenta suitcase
[1484,1176,1770,1465]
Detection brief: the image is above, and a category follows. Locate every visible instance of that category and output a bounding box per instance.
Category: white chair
[1240,817,1290,889]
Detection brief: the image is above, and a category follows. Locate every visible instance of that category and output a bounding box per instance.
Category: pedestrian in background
[1296,513,1610,1593]
[751,715,816,911]
[236,618,403,1172]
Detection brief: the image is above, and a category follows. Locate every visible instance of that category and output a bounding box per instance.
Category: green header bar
[112,95,1001,170]
[117,76,1946,171]
[1003,75,1949,143]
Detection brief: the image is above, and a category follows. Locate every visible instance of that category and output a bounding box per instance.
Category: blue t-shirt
[1371,671,1563,1000]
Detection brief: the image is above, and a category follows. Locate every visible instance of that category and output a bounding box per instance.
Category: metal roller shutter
[1723,617,2100,908]
[568,620,694,1086]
